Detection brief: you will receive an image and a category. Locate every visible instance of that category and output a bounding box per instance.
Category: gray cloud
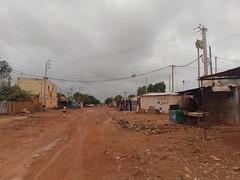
[0,0,240,101]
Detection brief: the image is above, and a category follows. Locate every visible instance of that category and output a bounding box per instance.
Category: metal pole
[40,82,43,111]
[43,77,46,110]
[43,60,51,110]
[169,75,171,92]
[215,56,218,73]
[171,65,174,92]
[209,46,213,75]
[197,47,200,88]
[202,26,208,75]
[201,80,207,139]
[146,78,148,93]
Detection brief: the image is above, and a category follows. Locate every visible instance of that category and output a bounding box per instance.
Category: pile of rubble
[111,117,187,135]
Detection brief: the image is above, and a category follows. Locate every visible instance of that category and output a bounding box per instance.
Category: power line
[12,70,42,78]
[217,57,240,63]
[210,33,240,45]
[0,21,45,61]
[175,57,198,67]
[12,56,198,84]
[54,30,194,67]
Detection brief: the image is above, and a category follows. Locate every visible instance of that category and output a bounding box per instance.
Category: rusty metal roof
[199,66,240,80]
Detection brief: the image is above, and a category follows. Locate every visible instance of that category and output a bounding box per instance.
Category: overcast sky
[0,0,240,102]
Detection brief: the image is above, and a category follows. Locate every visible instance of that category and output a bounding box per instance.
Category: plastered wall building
[17,77,57,109]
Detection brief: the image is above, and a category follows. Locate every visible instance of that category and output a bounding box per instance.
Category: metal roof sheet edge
[141,92,179,96]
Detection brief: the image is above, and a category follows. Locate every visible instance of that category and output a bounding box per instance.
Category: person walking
[62,106,67,118]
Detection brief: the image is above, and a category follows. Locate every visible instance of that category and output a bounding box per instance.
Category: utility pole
[199,25,208,75]
[145,78,148,94]
[171,65,175,93]
[124,91,127,99]
[43,59,51,110]
[215,56,218,73]
[195,39,202,88]
[209,46,213,75]
[169,75,171,92]
[70,85,73,98]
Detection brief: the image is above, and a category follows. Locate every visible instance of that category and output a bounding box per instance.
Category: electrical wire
[217,57,240,63]
[210,33,240,45]
[12,56,198,84]
[54,31,195,67]
[0,22,45,61]
[175,57,199,67]
[12,70,42,78]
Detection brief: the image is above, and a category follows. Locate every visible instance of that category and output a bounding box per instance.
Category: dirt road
[0,107,239,180]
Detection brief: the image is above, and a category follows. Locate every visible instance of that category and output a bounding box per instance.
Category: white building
[139,93,182,114]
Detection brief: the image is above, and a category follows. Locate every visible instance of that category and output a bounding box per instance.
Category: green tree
[0,83,32,102]
[147,84,154,92]
[87,95,100,104]
[114,95,123,102]
[0,60,13,79]
[128,94,136,98]
[72,92,100,105]
[105,97,113,105]
[137,82,166,96]
[137,86,147,96]
[57,92,66,98]
[148,82,166,93]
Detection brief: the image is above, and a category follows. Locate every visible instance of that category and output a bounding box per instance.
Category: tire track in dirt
[26,110,91,180]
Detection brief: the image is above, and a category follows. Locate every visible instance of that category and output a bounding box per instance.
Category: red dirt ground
[0,107,239,180]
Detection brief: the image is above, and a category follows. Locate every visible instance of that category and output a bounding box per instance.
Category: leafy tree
[87,95,100,104]
[57,92,66,98]
[137,86,147,96]
[72,92,100,104]
[148,82,166,93]
[114,95,123,102]
[147,84,154,92]
[0,83,32,102]
[0,60,13,79]
[137,82,166,96]
[128,94,136,98]
[105,97,113,105]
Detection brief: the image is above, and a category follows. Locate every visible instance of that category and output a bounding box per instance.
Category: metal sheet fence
[0,100,13,114]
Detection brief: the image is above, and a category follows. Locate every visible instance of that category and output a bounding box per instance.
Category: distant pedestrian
[62,106,67,118]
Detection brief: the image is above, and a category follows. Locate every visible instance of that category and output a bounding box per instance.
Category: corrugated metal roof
[200,66,240,80]
[141,92,179,97]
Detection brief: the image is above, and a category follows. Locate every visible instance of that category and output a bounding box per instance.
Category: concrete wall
[140,95,182,114]
[13,99,40,114]
[203,87,240,126]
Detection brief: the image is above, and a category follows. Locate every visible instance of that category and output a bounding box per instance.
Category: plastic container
[169,110,185,123]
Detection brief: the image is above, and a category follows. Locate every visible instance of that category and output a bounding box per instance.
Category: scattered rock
[115,156,120,160]
[209,155,221,161]
[32,153,40,158]
[232,166,240,172]
[184,167,191,173]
